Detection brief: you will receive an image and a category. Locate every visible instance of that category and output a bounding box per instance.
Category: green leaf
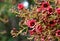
[0,22,5,31]
[8,37,14,41]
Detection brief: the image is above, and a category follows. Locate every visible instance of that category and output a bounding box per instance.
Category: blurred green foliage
[0,0,33,41]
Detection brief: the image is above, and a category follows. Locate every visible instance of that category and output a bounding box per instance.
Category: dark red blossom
[26,19,36,28]
[56,8,60,14]
[47,8,53,15]
[35,24,42,34]
[17,3,24,10]
[49,20,56,27]
[56,30,60,37]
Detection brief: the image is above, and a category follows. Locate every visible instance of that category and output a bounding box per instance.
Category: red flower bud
[35,24,42,34]
[17,3,24,10]
[29,29,35,35]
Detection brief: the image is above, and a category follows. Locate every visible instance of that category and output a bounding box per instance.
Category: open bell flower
[26,19,36,28]
[41,1,50,10]
[56,30,60,37]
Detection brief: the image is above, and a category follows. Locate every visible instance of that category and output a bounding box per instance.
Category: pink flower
[35,24,42,34]
[41,1,50,10]
[26,19,36,28]
[47,8,53,15]
[29,29,35,35]
[17,3,24,10]
[56,8,60,14]
[56,30,60,37]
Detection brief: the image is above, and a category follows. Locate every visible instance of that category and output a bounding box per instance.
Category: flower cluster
[11,0,60,41]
